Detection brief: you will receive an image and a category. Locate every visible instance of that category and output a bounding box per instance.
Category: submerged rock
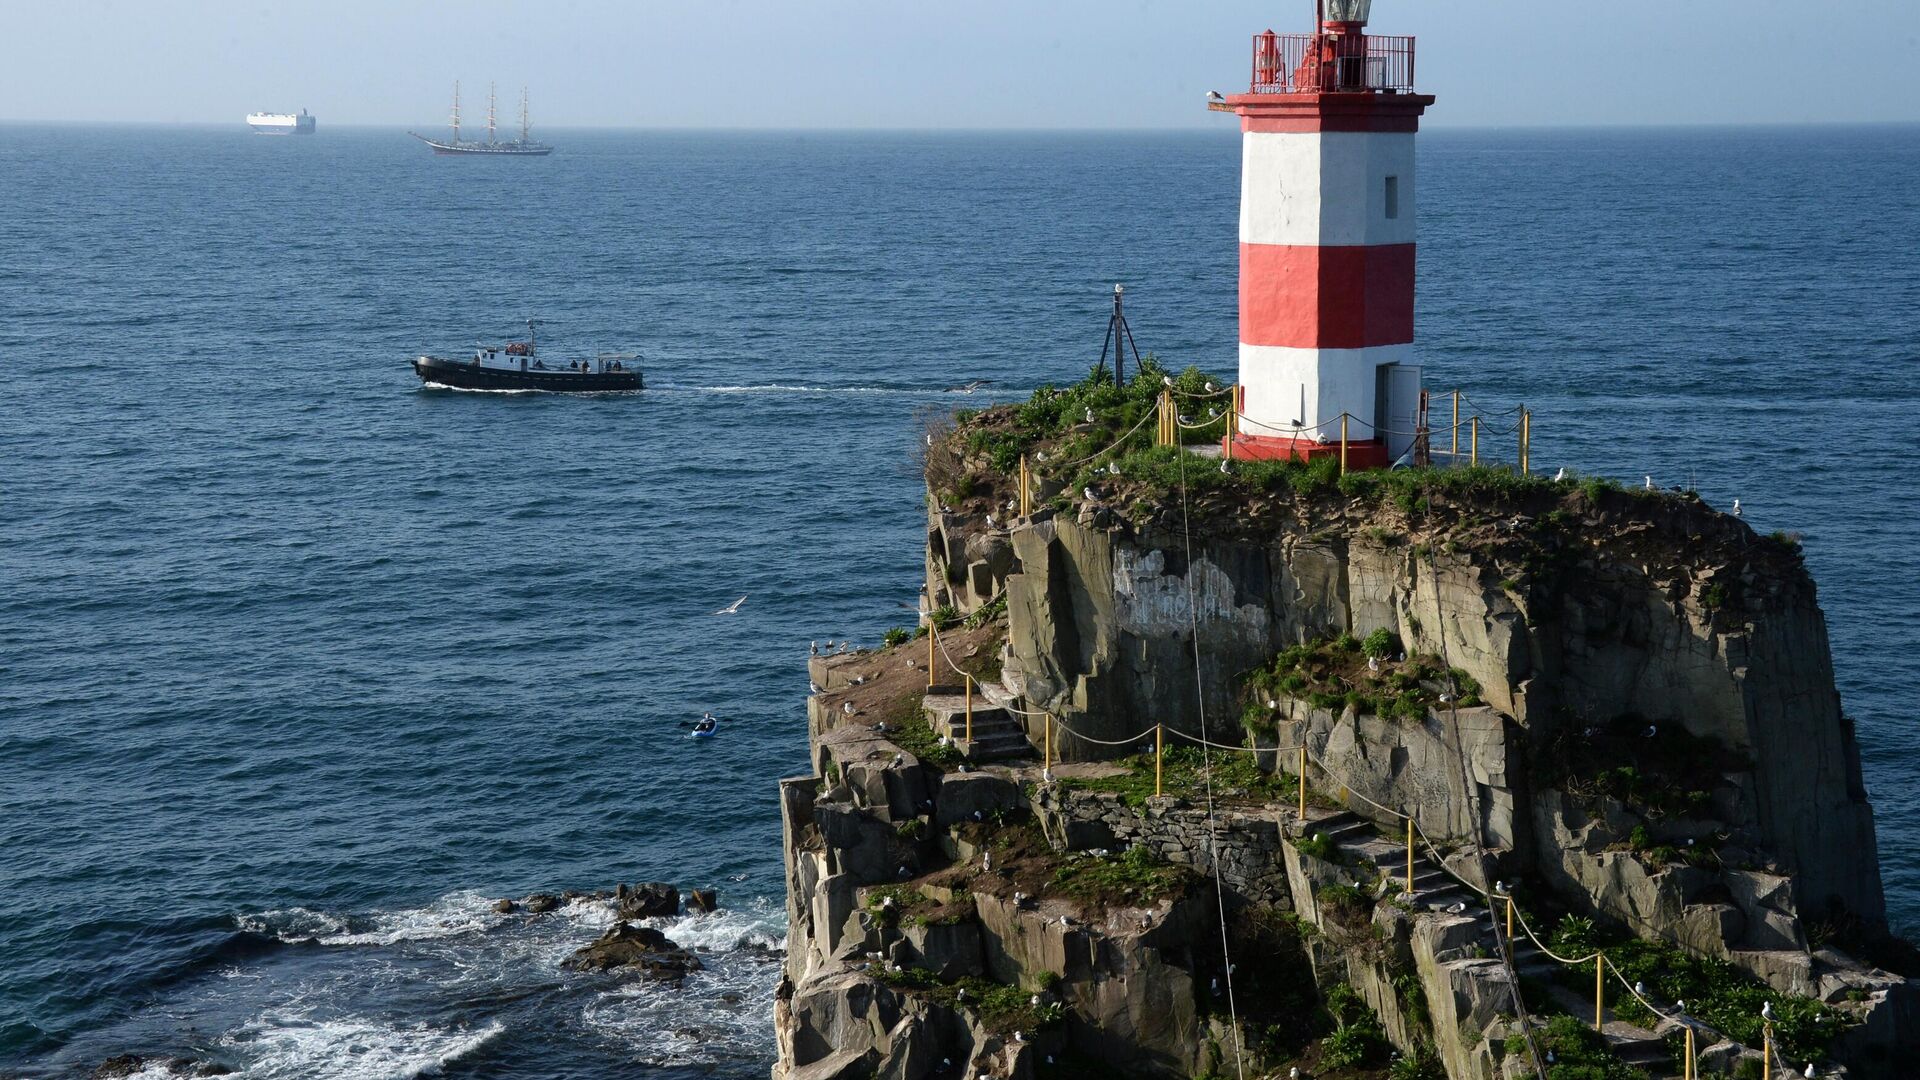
[491,898,517,914]
[522,892,561,914]
[564,921,702,980]
[687,887,720,913]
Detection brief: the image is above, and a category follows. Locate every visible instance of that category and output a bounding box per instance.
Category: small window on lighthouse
[1384,176,1400,220]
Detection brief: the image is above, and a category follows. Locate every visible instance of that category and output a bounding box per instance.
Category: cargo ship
[246,110,316,135]
[410,83,552,156]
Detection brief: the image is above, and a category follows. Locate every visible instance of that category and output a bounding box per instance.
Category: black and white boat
[412,322,641,392]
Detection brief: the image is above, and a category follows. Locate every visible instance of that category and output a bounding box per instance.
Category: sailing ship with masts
[410,82,552,156]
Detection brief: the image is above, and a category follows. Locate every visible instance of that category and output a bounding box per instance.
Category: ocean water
[2,124,1916,1078]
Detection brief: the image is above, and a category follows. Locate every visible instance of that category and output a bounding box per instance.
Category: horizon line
[4,118,1918,134]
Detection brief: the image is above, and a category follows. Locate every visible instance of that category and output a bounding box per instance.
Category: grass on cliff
[1501,1014,1651,1080]
[1534,712,1744,833]
[1543,913,1844,1062]
[1049,842,1196,906]
[1053,745,1296,808]
[872,966,1066,1033]
[1239,633,1482,736]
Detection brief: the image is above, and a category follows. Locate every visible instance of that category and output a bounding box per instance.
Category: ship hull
[421,140,552,156]
[412,355,640,393]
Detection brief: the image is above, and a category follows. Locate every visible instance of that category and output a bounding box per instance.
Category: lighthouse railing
[1249,33,1416,95]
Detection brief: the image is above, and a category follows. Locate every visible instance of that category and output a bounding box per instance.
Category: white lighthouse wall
[1238,342,1411,442]
[1239,131,1417,247]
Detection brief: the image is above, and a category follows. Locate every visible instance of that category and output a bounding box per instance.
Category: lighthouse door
[1376,363,1423,462]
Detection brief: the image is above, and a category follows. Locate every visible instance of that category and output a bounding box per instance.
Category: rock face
[776,460,1916,1078]
[564,922,702,980]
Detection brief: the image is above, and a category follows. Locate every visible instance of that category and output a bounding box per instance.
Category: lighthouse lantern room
[1216,1,1434,467]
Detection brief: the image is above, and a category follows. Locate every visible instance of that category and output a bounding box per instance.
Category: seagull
[1085,407,1095,423]
[809,681,822,694]
[897,866,911,878]
[982,851,992,872]
[1635,981,1647,996]
[1108,462,1120,475]
[1291,1070,1301,1080]
[1762,1000,1775,1021]
[842,701,855,715]
[1367,656,1379,672]
[892,752,906,767]
[1029,994,1041,1006]
[1205,381,1217,393]
[1494,881,1507,894]
[985,514,996,527]
[972,810,984,821]
[1805,1065,1816,1078]
[939,735,952,747]
[926,433,933,446]
[1206,91,1225,104]
[713,596,747,615]
[1162,375,1173,387]
[810,641,818,656]
[1675,999,1687,1012]
[1219,459,1230,474]
[1447,901,1467,914]
[1553,467,1566,482]
[1211,977,1219,994]
[1178,414,1192,425]
[1644,724,1658,738]
[1645,475,1655,490]
[1732,498,1743,517]
[1082,487,1096,502]
[1013,1031,1025,1043]
[881,895,896,908]
[1547,1050,1556,1064]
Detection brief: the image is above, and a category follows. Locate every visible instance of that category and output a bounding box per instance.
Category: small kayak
[688,726,718,740]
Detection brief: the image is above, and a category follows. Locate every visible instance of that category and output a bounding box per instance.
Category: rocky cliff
[777,386,1917,1080]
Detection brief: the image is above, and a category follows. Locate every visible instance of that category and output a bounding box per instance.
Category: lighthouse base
[1226,433,1392,470]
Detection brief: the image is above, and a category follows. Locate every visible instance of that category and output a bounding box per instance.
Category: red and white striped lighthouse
[1216,1,1434,467]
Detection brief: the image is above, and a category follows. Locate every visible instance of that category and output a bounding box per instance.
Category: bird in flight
[713,596,747,615]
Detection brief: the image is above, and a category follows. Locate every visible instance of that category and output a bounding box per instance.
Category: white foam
[235,907,350,940]
[315,890,503,946]
[220,1013,503,1080]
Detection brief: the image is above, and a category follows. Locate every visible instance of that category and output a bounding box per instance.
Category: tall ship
[410,83,552,156]
[246,109,315,135]
[412,321,640,392]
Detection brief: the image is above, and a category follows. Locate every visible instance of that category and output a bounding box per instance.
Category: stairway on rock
[923,682,1033,763]
[1303,809,1685,1077]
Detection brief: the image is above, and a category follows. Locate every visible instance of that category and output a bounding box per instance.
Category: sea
[2,124,1916,1079]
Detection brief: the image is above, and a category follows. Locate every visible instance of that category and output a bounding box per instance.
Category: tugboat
[412,321,641,392]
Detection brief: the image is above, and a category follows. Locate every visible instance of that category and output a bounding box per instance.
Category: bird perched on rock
[1082,487,1095,502]
[1446,901,1467,914]
[1219,458,1230,474]
[842,701,855,715]
[985,514,997,528]
[1367,655,1379,672]
[892,752,906,768]
[897,866,912,878]
[1675,999,1687,1012]
[1553,467,1566,482]
[809,680,822,694]
[1643,724,1658,738]
[982,851,992,872]
[1732,498,1742,517]
[1290,1069,1302,1080]
[1013,1031,1025,1043]
[1494,880,1507,894]
[1645,475,1655,490]
[972,810,984,821]
[810,641,819,656]
[1085,407,1095,423]
[1805,1064,1816,1078]
[1028,993,1041,1006]
[1547,1050,1556,1064]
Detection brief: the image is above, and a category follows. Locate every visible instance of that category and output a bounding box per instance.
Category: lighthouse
[1217,1,1434,467]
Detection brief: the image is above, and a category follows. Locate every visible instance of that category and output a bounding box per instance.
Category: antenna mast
[450,80,461,142]
[487,82,497,144]
[1097,284,1142,385]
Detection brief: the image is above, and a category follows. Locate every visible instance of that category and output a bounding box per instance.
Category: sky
[2,0,1918,129]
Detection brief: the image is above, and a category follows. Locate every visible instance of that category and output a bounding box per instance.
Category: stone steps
[922,690,1033,763]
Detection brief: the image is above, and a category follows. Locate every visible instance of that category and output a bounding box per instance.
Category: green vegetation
[1239,634,1476,735]
[886,696,963,769]
[1388,1047,1447,1080]
[929,604,962,630]
[1316,883,1375,928]
[955,358,1224,477]
[1049,843,1195,906]
[882,626,912,648]
[871,967,1066,1032]
[1052,745,1295,808]
[1543,913,1844,1063]
[1319,983,1389,1068]
[1530,1014,1653,1080]
[962,592,1007,629]
[1294,831,1343,864]
[1536,712,1740,829]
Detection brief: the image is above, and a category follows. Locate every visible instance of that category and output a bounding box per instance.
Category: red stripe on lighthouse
[1238,243,1415,350]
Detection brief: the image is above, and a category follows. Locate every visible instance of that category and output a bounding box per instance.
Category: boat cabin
[465,342,635,375]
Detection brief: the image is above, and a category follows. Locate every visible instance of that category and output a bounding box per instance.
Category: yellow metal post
[1018,454,1028,517]
[1595,952,1605,1032]
[1470,417,1480,467]
[1762,1023,1772,1078]
[1404,816,1414,896]
[1297,746,1308,820]
[927,625,937,689]
[1520,409,1531,475]
[1506,895,1514,941]
[1044,715,1052,771]
[1450,390,1460,456]
[1684,1026,1694,1080]
[1154,725,1163,798]
[964,673,973,743]
[1339,414,1349,474]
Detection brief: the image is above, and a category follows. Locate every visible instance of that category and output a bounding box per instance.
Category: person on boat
[692,715,717,736]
